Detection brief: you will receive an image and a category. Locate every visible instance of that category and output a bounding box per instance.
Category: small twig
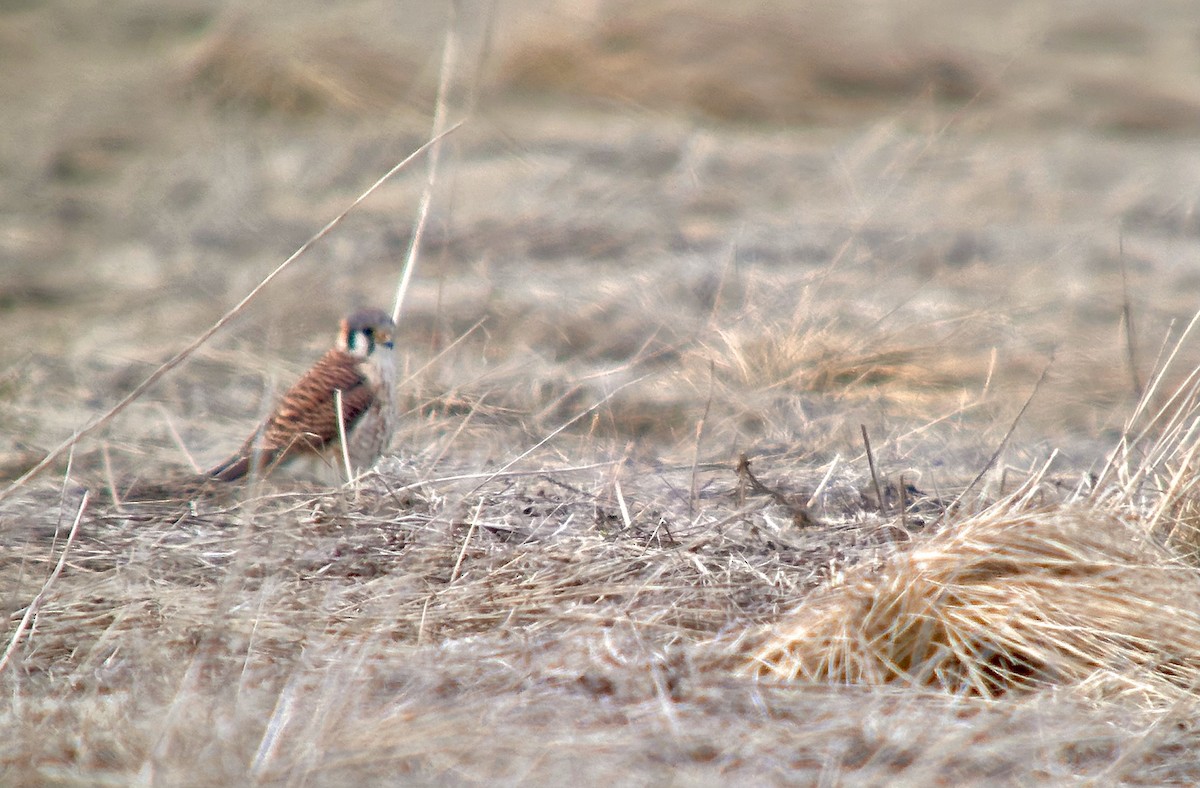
[614,479,633,530]
[899,473,909,529]
[251,670,302,777]
[392,1,460,326]
[416,595,432,648]
[54,444,78,547]
[156,403,201,473]
[102,442,120,511]
[1094,311,1200,493]
[1119,235,1143,400]
[953,354,1054,511]
[705,227,742,329]
[689,359,716,516]
[450,497,483,583]
[736,454,784,507]
[0,489,89,674]
[334,389,353,484]
[429,391,489,469]
[388,460,621,493]
[861,424,885,513]
[735,453,817,527]
[373,472,412,514]
[806,454,840,509]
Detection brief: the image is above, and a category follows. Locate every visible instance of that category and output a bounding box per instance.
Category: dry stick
[861,424,886,513]
[705,228,742,330]
[416,596,433,647]
[334,389,353,484]
[614,479,633,530]
[155,403,201,473]
[429,391,488,470]
[0,489,89,674]
[1008,448,1060,511]
[688,359,716,516]
[376,461,623,497]
[806,454,840,508]
[1119,234,1143,400]
[402,318,488,468]
[1149,421,1200,534]
[250,670,302,776]
[392,1,459,326]
[450,497,484,583]
[1125,358,1200,467]
[735,453,815,526]
[1094,311,1200,494]
[0,127,459,505]
[101,443,120,510]
[1104,344,1195,501]
[952,354,1054,513]
[1122,317,1195,442]
[53,445,78,548]
[462,0,498,116]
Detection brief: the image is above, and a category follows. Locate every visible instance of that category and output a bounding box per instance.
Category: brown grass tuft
[184,26,418,117]
[1072,77,1200,135]
[496,7,984,125]
[704,322,971,397]
[740,507,1200,702]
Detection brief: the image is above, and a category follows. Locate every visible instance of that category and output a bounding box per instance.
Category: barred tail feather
[208,449,278,482]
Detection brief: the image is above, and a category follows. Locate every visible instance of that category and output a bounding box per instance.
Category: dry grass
[10,431,1200,782]
[11,0,1200,783]
[694,312,991,406]
[184,25,420,117]
[739,506,1200,702]
[0,457,901,781]
[497,4,985,125]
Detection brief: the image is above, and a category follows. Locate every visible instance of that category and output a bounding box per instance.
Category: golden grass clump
[682,309,999,435]
[496,6,983,125]
[185,27,417,116]
[706,323,972,397]
[742,508,1200,701]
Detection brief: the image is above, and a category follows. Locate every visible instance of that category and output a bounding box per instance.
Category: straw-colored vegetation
[8,0,1200,784]
[741,507,1200,702]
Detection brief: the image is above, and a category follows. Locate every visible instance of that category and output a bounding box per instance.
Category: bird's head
[338,308,396,358]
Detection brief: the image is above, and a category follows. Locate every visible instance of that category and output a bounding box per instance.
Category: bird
[207,307,398,483]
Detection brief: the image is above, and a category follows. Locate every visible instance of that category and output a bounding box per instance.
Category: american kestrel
[208,308,397,482]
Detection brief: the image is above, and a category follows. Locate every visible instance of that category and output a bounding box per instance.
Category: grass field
[7,0,1200,783]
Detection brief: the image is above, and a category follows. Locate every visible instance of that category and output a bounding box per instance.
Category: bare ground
[7,0,1200,784]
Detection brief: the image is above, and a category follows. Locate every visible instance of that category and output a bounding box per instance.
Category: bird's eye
[363,327,374,337]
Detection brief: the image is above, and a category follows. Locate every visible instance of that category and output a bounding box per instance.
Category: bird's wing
[209,349,373,481]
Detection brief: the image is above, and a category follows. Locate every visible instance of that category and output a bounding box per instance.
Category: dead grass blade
[951,353,1052,511]
[1094,307,1200,498]
[0,489,89,674]
[392,3,460,327]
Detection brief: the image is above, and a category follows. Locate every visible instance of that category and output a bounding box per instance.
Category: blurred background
[5,0,1200,482]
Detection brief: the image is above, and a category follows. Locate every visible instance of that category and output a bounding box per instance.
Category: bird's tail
[208,448,278,483]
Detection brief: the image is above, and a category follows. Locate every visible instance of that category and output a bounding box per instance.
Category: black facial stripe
[349,329,374,353]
